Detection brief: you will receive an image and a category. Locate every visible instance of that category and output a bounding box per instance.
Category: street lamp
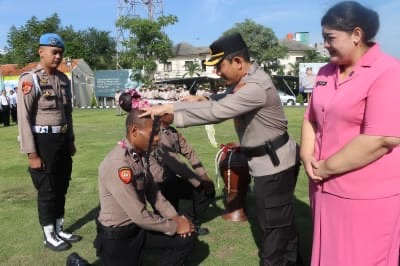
[66,57,75,107]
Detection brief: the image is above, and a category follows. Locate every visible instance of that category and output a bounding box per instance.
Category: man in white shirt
[9,88,17,124]
[0,90,10,126]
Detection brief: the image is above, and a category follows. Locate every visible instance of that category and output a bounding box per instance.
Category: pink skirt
[310,182,400,266]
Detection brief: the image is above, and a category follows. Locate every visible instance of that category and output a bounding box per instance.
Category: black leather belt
[96,220,140,239]
[240,132,289,166]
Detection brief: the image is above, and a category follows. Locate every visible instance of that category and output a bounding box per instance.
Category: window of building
[164,62,172,72]
[201,60,206,71]
[184,61,194,71]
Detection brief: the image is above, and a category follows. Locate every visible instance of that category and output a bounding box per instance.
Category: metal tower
[115,0,164,69]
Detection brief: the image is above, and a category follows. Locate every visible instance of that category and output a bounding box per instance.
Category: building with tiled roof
[0,58,94,107]
[278,35,314,75]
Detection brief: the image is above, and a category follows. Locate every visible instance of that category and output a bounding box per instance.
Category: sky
[0,0,399,58]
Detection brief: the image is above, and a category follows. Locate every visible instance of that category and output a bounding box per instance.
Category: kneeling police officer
[94,107,197,265]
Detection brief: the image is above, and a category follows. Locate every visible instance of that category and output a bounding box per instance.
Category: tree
[116,15,178,85]
[2,14,116,70]
[183,62,201,78]
[5,14,61,65]
[223,19,287,73]
[62,27,116,70]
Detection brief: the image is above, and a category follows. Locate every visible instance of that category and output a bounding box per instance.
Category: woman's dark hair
[321,1,379,43]
[119,92,133,113]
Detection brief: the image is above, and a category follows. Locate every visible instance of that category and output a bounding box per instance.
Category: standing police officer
[17,33,80,251]
[94,108,197,266]
[141,33,301,266]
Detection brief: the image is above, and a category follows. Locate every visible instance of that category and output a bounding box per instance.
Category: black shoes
[66,252,91,266]
[196,226,210,236]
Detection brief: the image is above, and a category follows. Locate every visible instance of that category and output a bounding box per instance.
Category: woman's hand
[313,160,331,179]
[302,156,323,182]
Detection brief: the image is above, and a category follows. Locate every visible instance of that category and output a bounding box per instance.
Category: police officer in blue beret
[17,33,80,251]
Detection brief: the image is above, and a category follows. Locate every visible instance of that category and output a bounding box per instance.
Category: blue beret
[39,33,64,49]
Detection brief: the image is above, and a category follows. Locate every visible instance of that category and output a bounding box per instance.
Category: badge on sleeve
[118,167,133,184]
[22,81,33,94]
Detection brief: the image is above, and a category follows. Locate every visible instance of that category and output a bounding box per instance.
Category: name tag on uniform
[316,81,327,87]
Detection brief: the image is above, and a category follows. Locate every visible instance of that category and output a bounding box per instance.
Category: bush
[91,93,98,108]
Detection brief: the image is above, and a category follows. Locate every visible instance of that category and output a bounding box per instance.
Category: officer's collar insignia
[22,81,33,94]
[233,82,246,93]
[118,167,133,184]
[43,90,51,97]
[40,76,49,85]
[316,81,327,87]
[130,150,140,162]
[118,140,140,161]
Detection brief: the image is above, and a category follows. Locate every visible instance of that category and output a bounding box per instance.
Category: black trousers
[160,176,214,221]
[29,133,72,226]
[253,164,300,266]
[94,227,197,266]
[10,105,17,123]
[1,104,10,126]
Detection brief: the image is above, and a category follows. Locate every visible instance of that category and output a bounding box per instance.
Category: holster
[240,132,289,167]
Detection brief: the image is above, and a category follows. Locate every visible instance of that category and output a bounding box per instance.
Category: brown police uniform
[150,125,215,220]
[17,64,74,227]
[173,62,301,265]
[94,139,196,266]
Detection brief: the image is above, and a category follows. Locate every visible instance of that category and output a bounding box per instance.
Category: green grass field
[0,107,312,266]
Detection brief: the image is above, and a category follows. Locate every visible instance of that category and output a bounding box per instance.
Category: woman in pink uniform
[300,1,400,265]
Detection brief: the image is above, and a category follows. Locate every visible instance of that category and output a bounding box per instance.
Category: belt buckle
[39,126,49,133]
[60,125,68,133]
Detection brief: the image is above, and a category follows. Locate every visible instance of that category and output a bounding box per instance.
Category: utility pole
[65,57,75,107]
[115,0,164,69]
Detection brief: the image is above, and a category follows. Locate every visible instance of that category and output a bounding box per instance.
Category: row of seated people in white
[141,88,220,100]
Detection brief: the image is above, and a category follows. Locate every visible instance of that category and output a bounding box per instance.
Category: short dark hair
[125,109,151,135]
[224,47,250,63]
[321,1,379,43]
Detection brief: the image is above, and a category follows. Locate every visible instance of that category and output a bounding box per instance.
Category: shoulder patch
[22,81,33,94]
[118,167,133,184]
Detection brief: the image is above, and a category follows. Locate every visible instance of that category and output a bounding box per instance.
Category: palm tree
[183,62,201,78]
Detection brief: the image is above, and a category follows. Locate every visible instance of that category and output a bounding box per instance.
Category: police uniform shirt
[17,64,74,154]
[98,140,178,235]
[151,125,207,187]
[173,63,298,176]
